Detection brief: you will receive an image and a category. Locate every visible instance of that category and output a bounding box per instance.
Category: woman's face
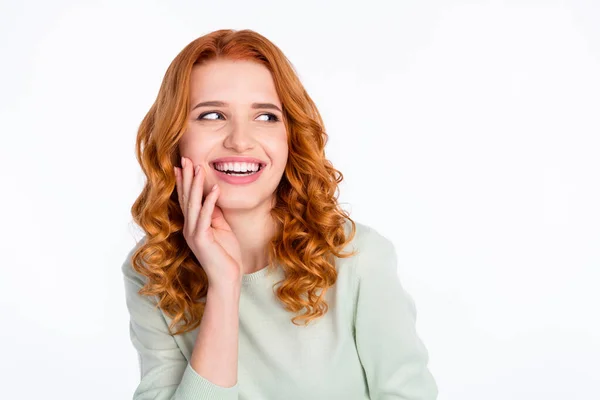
[179,58,288,211]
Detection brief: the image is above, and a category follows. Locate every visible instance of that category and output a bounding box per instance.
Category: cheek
[265,135,289,167]
[181,127,219,146]
[180,135,215,161]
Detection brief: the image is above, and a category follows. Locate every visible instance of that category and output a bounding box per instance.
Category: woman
[122,29,438,400]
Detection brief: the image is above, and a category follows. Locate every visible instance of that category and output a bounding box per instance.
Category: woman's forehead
[190,59,279,102]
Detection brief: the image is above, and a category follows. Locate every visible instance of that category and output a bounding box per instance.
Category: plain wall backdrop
[1,0,598,399]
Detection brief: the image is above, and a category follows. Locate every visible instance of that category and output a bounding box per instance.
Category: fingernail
[194,165,200,175]
[181,156,185,167]
[211,184,218,191]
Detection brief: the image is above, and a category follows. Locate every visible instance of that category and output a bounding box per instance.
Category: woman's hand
[174,156,243,290]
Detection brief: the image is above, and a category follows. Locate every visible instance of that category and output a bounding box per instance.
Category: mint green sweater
[122,220,438,399]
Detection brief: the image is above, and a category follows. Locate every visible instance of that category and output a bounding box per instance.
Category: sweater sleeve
[121,241,239,400]
[353,228,439,400]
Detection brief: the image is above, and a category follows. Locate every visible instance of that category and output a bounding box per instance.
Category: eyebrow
[191,100,282,113]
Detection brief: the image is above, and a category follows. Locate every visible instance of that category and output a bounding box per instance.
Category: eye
[256,113,280,123]
[196,111,280,122]
[197,111,224,121]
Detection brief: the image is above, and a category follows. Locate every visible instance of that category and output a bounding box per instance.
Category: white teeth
[214,162,260,173]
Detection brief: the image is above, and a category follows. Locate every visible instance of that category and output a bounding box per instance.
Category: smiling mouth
[211,162,265,176]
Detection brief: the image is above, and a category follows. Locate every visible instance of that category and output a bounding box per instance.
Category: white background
[1,0,598,399]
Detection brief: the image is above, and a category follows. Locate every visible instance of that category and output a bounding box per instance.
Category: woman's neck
[220,204,280,275]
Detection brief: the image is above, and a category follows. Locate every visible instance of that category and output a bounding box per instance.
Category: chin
[215,195,263,211]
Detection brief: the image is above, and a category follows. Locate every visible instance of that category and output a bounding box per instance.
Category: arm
[122,243,239,400]
[353,229,439,400]
[189,284,241,389]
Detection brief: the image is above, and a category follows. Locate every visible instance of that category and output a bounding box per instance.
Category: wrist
[207,282,242,301]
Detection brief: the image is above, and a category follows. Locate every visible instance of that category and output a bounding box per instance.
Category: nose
[223,119,254,152]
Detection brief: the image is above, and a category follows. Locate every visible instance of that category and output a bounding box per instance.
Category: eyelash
[197,111,280,123]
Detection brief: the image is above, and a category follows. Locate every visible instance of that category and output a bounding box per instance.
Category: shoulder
[346,220,397,280]
[121,235,149,287]
[346,221,395,262]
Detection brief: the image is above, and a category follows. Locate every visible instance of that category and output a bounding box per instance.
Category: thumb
[210,206,232,231]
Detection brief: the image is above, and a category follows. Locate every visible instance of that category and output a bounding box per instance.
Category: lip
[210,156,267,166]
[212,163,265,185]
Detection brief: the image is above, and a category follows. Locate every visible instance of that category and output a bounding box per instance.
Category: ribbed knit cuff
[174,362,239,400]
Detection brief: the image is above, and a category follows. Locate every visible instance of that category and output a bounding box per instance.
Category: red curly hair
[130,29,357,335]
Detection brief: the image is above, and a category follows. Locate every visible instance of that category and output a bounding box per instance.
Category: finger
[181,156,192,214]
[210,205,232,231]
[198,184,219,233]
[187,164,204,230]
[174,167,183,210]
